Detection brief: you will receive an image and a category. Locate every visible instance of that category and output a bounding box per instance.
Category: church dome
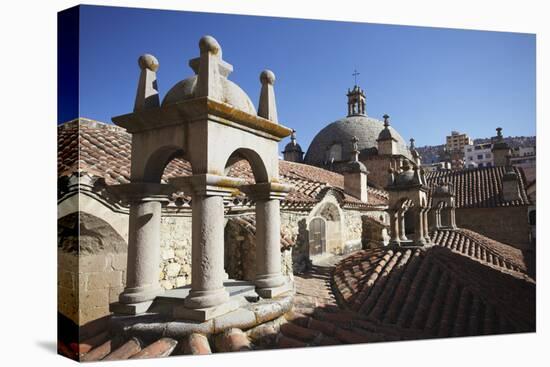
[162,75,257,115]
[304,115,412,165]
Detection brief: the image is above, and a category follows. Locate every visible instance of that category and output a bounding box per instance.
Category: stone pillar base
[256,279,293,299]
[184,288,230,309]
[119,285,163,304]
[110,300,154,315]
[174,300,239,322]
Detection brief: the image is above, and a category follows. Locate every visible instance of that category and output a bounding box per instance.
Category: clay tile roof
[425,166,531,208]
[58,118,388,208]
[333,242,535,338]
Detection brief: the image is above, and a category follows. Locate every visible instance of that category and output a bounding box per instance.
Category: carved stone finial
[410,138,415,149]
[383,114,390,127]
[195,35,229,100]
[258,69,278,123]
[260,69,276,85]
[199,35,221,55]
[138,54,159,72]
[134,54,160,112]
[496,127,503,138]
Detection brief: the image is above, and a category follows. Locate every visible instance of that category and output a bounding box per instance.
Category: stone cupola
[346,85,366,116]
[491,127,511,167]
[282,129,304,163]
[342,136,368,202]
[377,114,398,155]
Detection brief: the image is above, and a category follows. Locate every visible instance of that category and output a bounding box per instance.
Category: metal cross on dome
[352,69,360,86]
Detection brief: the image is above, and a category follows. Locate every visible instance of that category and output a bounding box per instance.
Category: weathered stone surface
[161,249,175,260]
[166,263,181,277]
[80,289,109,309]
[87,271,123,290]
[79,305,110,325]
[175,276,187,288]
[250,300,284,324]
[213,308,257,333]
[163,320,215,338]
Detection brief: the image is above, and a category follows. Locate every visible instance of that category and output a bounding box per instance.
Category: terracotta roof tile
[426,167,531,208]
[333,240,534,338]
[58,118,388,207]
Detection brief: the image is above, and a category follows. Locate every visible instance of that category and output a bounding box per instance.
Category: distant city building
[422,161,452,172]
[510,146,536,168]
[446,131,473,153]
[463,142,493,168]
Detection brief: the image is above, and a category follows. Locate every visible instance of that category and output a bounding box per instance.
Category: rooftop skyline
[61,5,536,148]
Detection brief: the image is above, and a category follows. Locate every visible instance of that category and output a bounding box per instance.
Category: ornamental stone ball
[138,54,159,72]
[199,35,221,55]
[260,70,276,85]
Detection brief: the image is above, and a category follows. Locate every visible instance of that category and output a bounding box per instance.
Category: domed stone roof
[304,115,412,165]
[162,75,257,114]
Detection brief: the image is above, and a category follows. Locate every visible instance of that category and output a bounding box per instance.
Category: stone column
[184,193,229,309]
[434,208,441,229]
[120,199,163,305]
[389,210,401,246]
[243,182,292,298]
[422,208,430,242]
[414,208,427,246]
[398,211,408,241]
[170,174,244,320]
[450,207,457,229]
[107,183,173,314]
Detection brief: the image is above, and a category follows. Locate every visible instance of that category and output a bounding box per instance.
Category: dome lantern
[346,84,366,117]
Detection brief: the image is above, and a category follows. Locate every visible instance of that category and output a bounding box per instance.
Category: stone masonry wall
[58,212,127,338]
[159,216,193,289]
[455,206,531,250]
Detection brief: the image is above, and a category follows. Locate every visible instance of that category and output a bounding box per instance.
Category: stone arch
[58,212,127,333]
[224,148,269,183]
[308,197,345,255]
[142,145,186,183]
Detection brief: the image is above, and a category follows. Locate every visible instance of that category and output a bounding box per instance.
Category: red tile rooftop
[58,118,388,208]
[425,166,531,208]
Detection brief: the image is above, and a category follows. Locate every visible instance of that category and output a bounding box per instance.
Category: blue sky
[66,5,536,148]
